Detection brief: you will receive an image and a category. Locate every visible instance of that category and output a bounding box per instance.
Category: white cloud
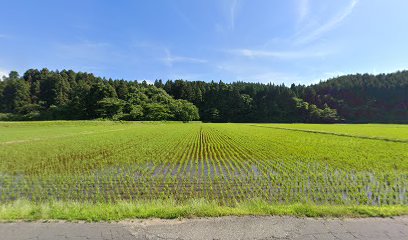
[0,68,9,79]
[138,79,154,85]
[229,48,330,59]
[161,49,207,67]
[295,0,359,45]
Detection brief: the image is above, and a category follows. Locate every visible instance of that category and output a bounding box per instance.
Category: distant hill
[157,71,408,123]
[303,71,408,123]
[1,68,407,123]
[0,69,199,122]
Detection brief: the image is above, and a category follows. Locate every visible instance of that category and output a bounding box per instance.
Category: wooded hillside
[1,69,407,123]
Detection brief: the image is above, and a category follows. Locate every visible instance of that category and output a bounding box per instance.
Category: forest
[0,68,407,123]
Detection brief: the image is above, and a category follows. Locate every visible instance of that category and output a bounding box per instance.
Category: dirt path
[1,216,407,240]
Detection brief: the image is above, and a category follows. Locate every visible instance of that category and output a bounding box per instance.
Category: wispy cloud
[167,72,205,81]
[171,4,198,33]
[52,40,131,76]
[304,71,347,84]
[56,41,109,57]
[215,0,241,33]
[0,34,11,39]
[297,0,310,23]
[323,71,345,79]
[161,49,207,67]
[216,62,303,84]
[229,0,239,30]
[240,71,302,84]
[55,41,124,63]
[229,48,330,59]
[295,0,359,45]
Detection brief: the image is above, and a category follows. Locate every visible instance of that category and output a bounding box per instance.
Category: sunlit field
[1,121,407,220]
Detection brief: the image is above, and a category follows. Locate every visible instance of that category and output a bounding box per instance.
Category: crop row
[0,124,407,206]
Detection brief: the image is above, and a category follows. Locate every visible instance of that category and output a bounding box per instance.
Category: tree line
[156,80,339,123]
[0,69,199,122]
[301,72,408,123]
[0,68,407,123]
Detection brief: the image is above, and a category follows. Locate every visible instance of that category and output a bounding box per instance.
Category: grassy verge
[1,199,408,221]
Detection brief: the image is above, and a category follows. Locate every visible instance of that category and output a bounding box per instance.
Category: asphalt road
[1,216,408,240]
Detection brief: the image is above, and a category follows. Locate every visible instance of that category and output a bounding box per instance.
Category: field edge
[1,199,408,221]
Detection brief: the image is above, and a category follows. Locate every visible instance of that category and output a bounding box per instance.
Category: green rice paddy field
[1,121,408,220]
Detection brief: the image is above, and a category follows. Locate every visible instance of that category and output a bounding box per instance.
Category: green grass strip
[248,124,408,143]
[1,199,408,222]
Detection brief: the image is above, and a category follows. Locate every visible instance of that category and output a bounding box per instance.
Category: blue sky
[1,0,408,85]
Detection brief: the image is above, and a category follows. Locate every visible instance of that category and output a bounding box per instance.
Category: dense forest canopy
[0,68,407,123]
[0,69,199,122]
